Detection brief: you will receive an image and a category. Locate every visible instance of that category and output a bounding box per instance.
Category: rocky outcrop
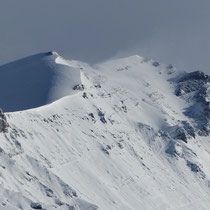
[175,71,210,136]
[0,108,9,133]
[164,121,195,144]
[73,84,85,91]
[175,71,210,96]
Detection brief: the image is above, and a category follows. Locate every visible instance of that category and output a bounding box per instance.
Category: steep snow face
[0,51,81,112]
[0,53,210,209]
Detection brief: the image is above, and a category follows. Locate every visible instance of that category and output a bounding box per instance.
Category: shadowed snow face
[0,52,81,112]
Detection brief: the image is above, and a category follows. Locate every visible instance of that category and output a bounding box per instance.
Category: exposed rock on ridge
[0,108,8,132]
[175,71,210,136]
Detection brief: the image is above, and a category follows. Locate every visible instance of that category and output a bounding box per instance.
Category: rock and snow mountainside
[0,52,210,209]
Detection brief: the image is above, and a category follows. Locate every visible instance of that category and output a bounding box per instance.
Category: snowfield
[0,52,210,209]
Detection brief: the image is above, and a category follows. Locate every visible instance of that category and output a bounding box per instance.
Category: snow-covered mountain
[0,52,210,210]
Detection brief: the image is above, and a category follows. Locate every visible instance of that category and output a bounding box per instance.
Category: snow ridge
[0,52,81,112]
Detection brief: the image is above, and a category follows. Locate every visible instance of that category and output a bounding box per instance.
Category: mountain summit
[0,52,81,112]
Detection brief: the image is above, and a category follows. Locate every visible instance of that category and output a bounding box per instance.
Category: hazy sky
[1,0,210,72]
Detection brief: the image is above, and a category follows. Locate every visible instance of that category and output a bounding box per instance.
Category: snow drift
[0,51,81,112]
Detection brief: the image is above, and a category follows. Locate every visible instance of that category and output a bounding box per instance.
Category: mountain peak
[0,52,81,112]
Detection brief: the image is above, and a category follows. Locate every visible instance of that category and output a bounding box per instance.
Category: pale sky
[1,0,210,72]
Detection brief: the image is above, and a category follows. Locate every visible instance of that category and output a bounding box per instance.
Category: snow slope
[0,53,210,209]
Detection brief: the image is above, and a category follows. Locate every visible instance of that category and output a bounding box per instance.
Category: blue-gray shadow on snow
[0,52,80,112]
